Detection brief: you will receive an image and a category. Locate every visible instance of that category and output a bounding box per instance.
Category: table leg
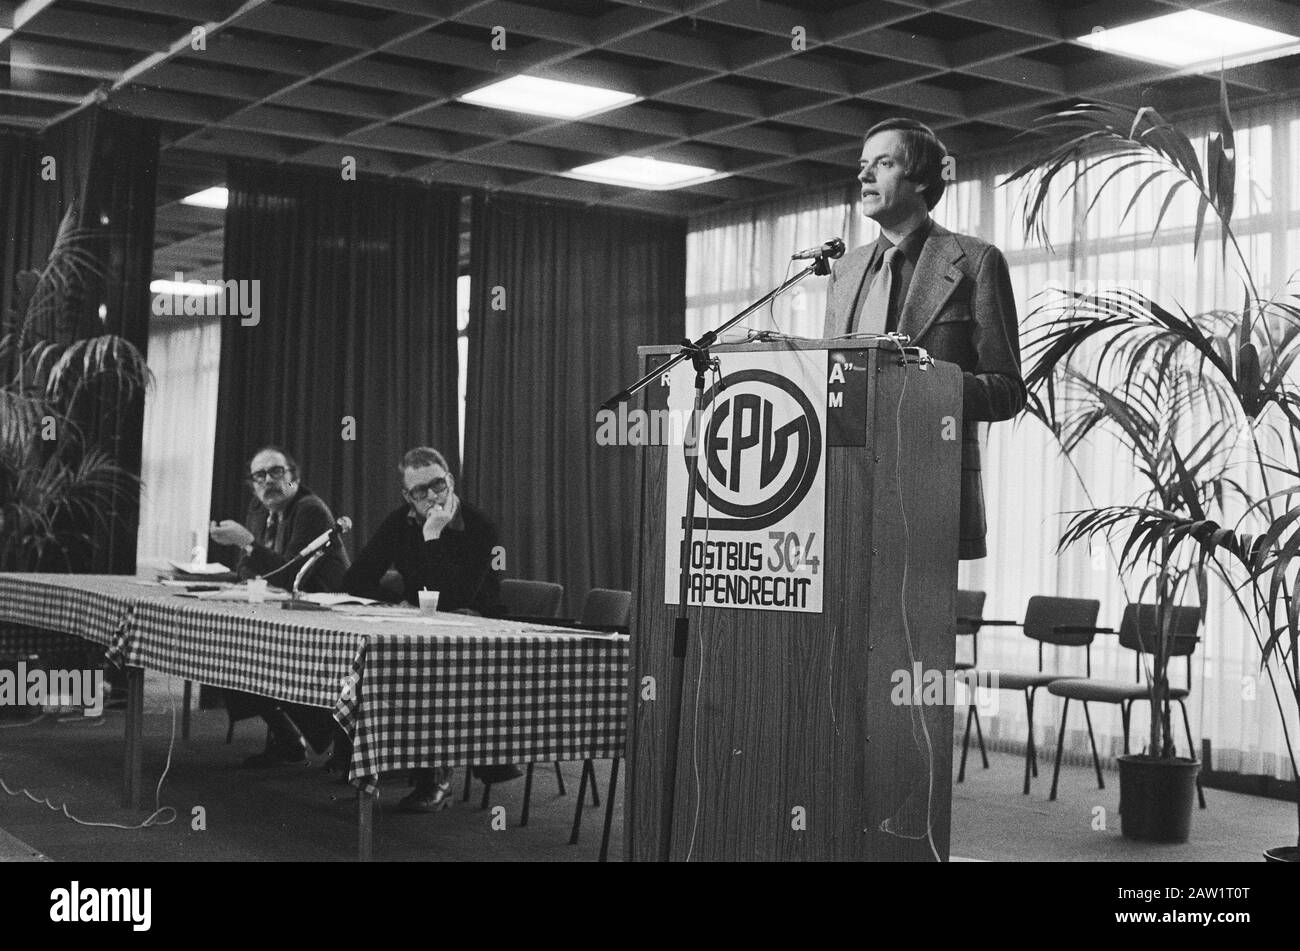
[358,786,375,862]
[120,666,144,810]
[181,680,192,740]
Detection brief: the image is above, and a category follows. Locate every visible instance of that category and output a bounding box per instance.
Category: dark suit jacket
[823,221,1026,558]
[238,486,350,591]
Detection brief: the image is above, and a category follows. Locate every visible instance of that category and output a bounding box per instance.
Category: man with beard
[209,445,350,767]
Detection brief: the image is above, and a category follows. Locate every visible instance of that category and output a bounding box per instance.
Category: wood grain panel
[627,341,960,861]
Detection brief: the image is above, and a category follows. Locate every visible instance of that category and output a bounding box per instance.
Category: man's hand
[210,519,254,550]
[422,492,459,541]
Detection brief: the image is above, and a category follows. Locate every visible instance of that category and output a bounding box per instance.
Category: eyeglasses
[404,477,449,500]
[248,466,292,484]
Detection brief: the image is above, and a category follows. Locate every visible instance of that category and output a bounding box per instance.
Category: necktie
[263,513,280,551]
[853,246,902,335]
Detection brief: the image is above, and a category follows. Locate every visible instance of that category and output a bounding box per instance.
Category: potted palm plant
[1006,80,1300,856]
[0,205,150,572]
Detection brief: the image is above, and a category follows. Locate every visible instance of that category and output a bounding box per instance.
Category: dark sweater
[342,500,502,616]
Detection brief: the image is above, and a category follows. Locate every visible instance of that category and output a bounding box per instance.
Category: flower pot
[1118,754,1199,843]
[1263,846,1298,863]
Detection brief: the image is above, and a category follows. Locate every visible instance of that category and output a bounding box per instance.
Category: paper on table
[342,614,477,627]
[168,561,231,576]
[174,586,289,601]
[296,592,379,606]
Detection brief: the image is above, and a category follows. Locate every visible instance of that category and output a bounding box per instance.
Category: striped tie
[853,246,902,335]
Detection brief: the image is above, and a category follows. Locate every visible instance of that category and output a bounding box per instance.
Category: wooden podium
[625,339,963,861]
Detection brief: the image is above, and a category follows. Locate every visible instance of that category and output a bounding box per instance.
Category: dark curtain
[0,107,157,573]
[464,194,686,614]
[211,163,461,558]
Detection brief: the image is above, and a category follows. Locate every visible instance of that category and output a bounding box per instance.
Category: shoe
[398,781,453,813]
[472,764,523,783]
[241,722,308,769]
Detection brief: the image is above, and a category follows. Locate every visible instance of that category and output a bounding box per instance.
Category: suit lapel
[899,225,965,343]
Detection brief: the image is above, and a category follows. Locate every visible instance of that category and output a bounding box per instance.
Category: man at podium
[823,117,1026,559]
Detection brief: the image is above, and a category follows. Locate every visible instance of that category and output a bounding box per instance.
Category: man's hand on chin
[422,492,459,541]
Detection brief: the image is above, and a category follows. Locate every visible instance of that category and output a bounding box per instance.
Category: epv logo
[683,369,822,531]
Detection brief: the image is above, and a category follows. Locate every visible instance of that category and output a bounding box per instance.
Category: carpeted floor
[1,672,1293,861]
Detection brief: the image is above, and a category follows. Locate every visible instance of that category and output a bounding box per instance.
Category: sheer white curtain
[686,101,1300,780]
[136,314,222,569]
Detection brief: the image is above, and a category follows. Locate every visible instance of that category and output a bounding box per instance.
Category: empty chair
[954,589,990,780]
[498,578,565,621]
[579,588,631,632]
[1047,603,1206,808]
[464,579,566,806]
[960,595,1102,794]
[563,588,632,861]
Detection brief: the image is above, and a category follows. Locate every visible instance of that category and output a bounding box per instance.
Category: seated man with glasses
[343,446,505,811]
[209,445,351,767]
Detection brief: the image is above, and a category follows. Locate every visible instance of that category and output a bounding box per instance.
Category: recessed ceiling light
[1078,10,1300,70]
[566,156,724,191]
[180,186,229,209]
[459,76,638,119]
[150,279,222,297]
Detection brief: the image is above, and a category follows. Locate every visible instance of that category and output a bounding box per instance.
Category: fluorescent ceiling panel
[459,76,638,119]
[1078,11,1300,69]
[150,279,222,296]
[566,156,724,191]
[180,186,229,209]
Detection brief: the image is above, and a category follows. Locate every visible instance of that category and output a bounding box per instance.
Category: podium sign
[626,339,963,862]
[659,348,827,613]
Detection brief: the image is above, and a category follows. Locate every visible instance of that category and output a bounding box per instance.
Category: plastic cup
[418,590,440,615]
[247,579,268,604]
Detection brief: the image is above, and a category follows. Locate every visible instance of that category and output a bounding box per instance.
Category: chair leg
[569,759,592,845]
[1178,699,1207,810]
[521,763,536,826]
[182,680,192,741]
[462,767,473,802]
[584,760,600,807]
[1023,688,1039,795]
[480,780,492,811]
[1050,697,1069,801]
[958,704,974,782]
[1028,688,1040,777]
[554,761,567,796]
[972,705,989,769]
[225,717,235,744]
[1120,701,1131,755]
[599,758,620,863]
[1081,701,1104,790]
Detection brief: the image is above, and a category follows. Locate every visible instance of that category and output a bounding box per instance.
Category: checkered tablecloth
[2,573,631,799]
[115,597,367,710]
[336,629,630,796]
[0,573,143,659]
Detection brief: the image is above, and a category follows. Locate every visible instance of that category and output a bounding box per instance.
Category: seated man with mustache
[209,445,351,767]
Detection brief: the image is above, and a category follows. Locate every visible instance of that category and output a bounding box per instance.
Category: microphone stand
[282,548,331,611]
[602,251,835,862]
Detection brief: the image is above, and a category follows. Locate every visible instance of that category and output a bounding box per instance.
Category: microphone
[298,516,352,559]
[791,237,845,261]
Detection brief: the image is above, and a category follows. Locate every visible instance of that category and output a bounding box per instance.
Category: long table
[0,573,630,861]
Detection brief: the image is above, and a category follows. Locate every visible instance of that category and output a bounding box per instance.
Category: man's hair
[250,445,298,476]
[400,446,451,475]
[863,117,948,211]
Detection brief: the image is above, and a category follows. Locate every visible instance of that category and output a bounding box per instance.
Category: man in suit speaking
[823,118,1026,559]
